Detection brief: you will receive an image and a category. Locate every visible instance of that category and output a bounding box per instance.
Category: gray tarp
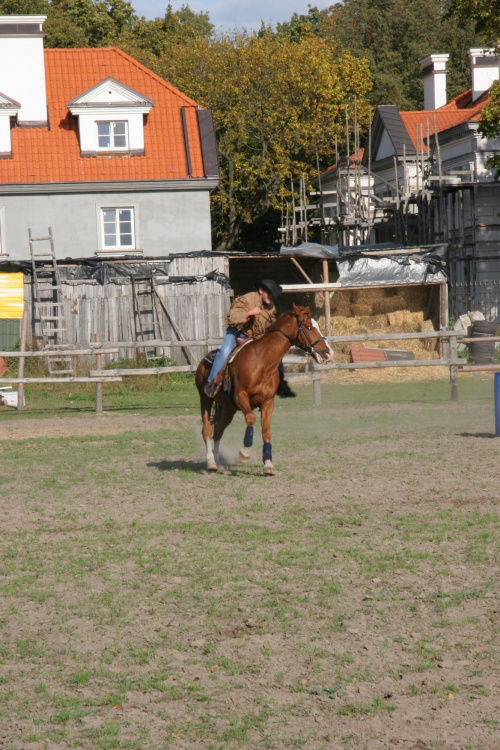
[337,255,446,286]
[280,242,340,258]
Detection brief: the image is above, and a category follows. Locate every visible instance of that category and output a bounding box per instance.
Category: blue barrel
[495,372,500,437]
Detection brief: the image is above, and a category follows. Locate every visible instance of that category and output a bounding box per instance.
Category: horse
[195,303,333,476]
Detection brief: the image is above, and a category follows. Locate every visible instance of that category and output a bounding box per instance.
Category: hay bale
[410,311,424,324]
[330,291,351,316]
[372,295,408,315]
[350,303,373,316]
[387,310,415,327]
[419,319,435,332]
[357,314,389,331]
[420,319,437,351]
[333,316,360,334]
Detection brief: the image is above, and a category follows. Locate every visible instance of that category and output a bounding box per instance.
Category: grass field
[0,375,499,749]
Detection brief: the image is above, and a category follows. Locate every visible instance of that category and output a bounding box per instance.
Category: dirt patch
[0,389,499,749]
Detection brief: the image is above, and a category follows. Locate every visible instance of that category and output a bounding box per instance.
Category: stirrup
[204,380,219,398]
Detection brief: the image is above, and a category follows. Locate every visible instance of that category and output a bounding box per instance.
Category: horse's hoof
[207,462,218,472]
[239,449,251,464]
[263,461,275,476]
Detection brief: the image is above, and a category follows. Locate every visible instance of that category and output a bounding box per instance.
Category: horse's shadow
[147,459,254,476]
[459,432,498,439]
[148,459,207,473]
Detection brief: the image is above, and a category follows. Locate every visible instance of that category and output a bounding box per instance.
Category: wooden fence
[24,255,231,364]
[1,330,497,415]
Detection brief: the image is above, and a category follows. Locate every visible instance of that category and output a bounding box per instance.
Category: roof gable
[68,76,154,109]
[0,47,216,185]
[369,105,415,163]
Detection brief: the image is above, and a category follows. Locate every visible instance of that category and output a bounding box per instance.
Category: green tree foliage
[445,1,500,178]
[155,29,372,249]
[444,0,500,47]
[0,0,137,46]
[278,1,481,110]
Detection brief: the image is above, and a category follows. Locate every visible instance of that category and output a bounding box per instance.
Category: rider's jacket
[225,292,277,339]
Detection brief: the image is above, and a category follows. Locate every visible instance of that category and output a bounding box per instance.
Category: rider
[204,279,296,399]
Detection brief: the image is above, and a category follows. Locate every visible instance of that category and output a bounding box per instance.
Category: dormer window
[97,121,128,151]
[68,77,153,157]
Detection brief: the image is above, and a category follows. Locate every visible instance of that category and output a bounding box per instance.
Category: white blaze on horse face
[311,318,333,362]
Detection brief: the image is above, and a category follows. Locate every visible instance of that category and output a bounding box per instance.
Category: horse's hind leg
[199,393,217,471]
[234,391,256,465]
[213,405,236,468]
[260,399,276,476]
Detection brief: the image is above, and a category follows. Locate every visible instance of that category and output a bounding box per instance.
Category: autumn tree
[155,29,372,250]
[445,0,500,178]
[278,1,481,110]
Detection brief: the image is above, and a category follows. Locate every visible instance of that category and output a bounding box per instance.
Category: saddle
[204,339,253,395]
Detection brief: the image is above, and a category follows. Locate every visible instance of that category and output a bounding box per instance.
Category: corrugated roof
[0,47,207,184]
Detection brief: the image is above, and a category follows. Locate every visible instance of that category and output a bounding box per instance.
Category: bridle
[270,313,327,358]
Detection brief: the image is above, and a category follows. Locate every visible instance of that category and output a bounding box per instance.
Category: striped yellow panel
[0,273,24,319]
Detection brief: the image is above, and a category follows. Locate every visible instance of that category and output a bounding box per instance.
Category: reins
[270,313,327,357]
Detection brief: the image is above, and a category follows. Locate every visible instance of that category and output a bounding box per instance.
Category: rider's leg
[204,327,239,397]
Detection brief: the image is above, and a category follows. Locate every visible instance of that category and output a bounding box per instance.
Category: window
[101,208,135,249]
[97,121,128,150]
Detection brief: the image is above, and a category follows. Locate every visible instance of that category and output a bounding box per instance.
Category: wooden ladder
[29,227,73,376]
[131,275,165,361]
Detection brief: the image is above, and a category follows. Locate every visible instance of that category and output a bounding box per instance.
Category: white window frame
[97,205,138,253]
[96,120,129,151]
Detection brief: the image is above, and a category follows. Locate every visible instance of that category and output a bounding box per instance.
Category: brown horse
[195,303,333,475]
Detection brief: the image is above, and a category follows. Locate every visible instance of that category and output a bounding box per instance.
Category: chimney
[469,48,500,102]
[419,54,449,110]
[0,15,47,126]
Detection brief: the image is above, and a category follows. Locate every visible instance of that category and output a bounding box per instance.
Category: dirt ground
[0,381,499,750]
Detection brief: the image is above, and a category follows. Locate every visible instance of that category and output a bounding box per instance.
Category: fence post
[312,361,321,406]
[95,334,103,414]
[449,334,459,401]
[17,301,29,411]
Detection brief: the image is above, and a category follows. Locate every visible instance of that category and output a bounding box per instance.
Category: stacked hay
[312,286,438,367]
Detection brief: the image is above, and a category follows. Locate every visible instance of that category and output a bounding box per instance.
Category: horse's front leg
[260,398,275,476]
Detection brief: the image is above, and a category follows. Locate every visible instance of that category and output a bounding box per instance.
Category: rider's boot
[277,377,297,398]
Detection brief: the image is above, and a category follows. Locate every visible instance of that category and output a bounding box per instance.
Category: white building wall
[0,189,213,259]
[0,32,47,124]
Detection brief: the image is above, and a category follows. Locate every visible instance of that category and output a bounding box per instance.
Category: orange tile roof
[1,47,207,184]
[320,149,365,176]
[400,94,490,149]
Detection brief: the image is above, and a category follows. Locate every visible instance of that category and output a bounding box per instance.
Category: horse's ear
[292,302,302,315]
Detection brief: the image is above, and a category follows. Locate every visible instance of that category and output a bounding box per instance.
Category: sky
[132,1,334,31]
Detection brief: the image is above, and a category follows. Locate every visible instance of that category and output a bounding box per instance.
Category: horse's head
[290,303,333,363]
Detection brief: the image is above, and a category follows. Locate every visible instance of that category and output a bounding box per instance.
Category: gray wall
[1,188,213,259]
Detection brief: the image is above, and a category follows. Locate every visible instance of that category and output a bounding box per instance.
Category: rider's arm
[226,293,257,327]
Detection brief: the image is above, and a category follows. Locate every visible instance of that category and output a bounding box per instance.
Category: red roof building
[0,16,219,260]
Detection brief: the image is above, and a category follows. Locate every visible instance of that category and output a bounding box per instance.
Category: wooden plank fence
[2,330,497,415]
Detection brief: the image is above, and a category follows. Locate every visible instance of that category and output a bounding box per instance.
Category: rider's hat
[256,279,282,299]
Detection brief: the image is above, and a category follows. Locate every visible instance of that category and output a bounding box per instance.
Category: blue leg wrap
[244,425,254,448]
[263,442,272,462]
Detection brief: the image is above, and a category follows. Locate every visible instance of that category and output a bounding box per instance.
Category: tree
[318,0,481,110]
[444,0,500,47]
[445,1,500,178]
[156,29,372,250]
